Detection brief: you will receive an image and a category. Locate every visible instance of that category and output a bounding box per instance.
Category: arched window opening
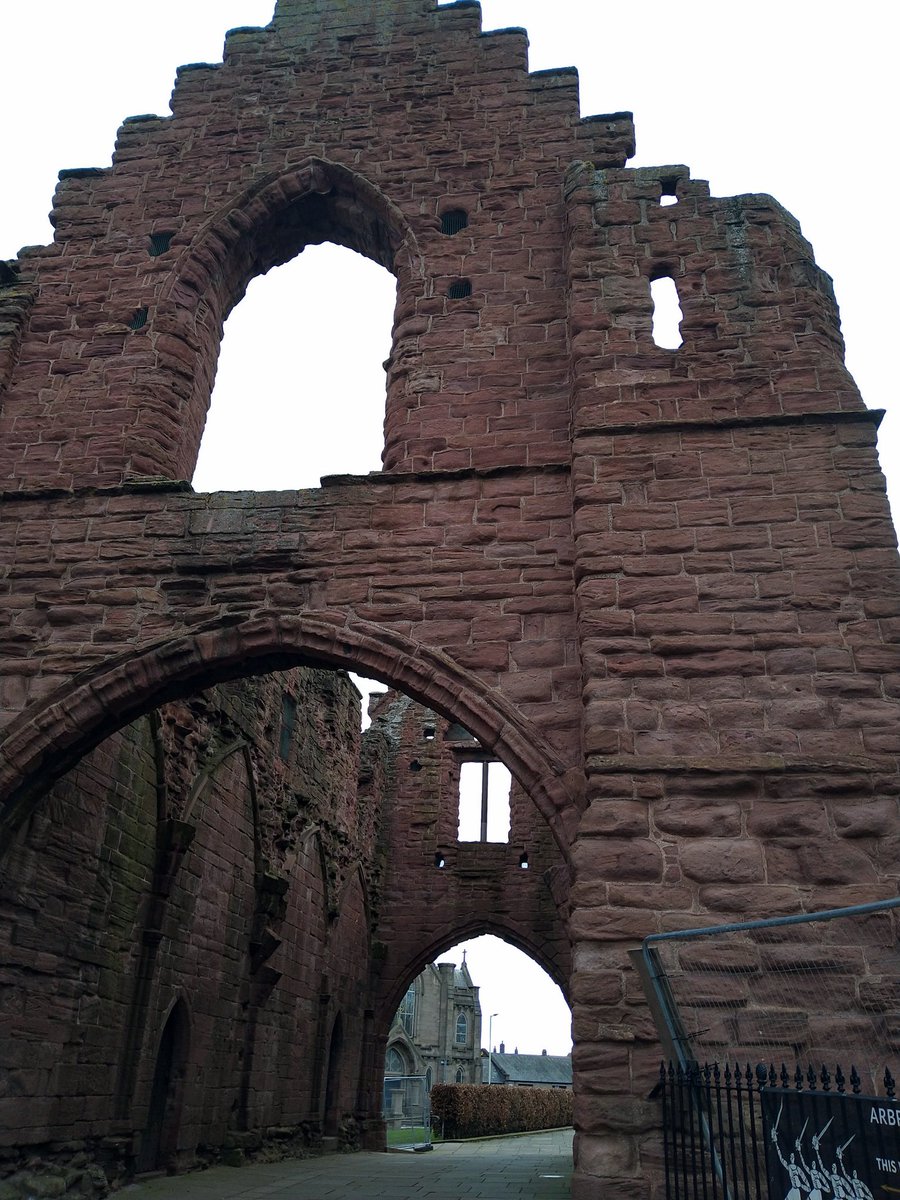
[455,1012,468,1045]
[457,759,512,842]
[399,982,417,1036]
[192,244,396,491]
[455,1067,464,1083]
[650,275,684,349]
[385,1046,406,1075]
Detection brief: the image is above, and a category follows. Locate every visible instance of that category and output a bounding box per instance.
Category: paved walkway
[119,1129,573,1199]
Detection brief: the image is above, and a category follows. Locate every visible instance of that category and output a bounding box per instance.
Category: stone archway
[156,157,425,482]
[0,611,581,855]
[1,1,898,1195]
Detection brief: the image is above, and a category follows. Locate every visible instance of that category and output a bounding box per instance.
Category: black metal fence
[659,1061,898,1200]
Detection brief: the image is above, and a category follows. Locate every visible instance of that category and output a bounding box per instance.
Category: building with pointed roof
[385,958,483,1090]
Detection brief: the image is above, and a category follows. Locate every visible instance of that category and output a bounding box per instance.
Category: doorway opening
[136,1000,190,1174]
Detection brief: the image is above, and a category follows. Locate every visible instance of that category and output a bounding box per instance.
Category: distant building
[385,957,482,1089]
[482,1044,572,1088]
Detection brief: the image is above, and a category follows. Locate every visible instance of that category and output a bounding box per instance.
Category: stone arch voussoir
[163,156,424,314]
[0,612,579,862]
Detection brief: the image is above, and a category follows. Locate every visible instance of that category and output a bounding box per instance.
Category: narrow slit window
[279,695,297,760]
[457,759,511,842]
[447,279,472,299]
[650,276,683,349]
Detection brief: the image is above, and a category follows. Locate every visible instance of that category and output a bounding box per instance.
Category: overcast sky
[2,1,896,1057]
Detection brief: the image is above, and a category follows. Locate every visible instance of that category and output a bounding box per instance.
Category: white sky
[2,0,896,1059]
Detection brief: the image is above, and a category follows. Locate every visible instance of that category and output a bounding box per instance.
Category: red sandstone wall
[0,2,898,1198]
[0,1,632,490]
[0,669,377,1186]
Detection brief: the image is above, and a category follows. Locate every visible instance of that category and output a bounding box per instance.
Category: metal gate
[382,1074,432,1149]
[659,1060,898,1200]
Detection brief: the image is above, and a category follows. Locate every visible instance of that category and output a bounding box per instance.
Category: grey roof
[482,1053,572,1087]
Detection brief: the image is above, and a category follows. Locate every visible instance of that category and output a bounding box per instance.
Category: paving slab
[119,1129,573,1199]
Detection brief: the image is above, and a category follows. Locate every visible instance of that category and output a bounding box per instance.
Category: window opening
[425,1067,433,1090]
[423,724,436,741]
[455,1067,464,1083]
[128,306,148,331]
[457,760,511,842]
[455,1012,468,1045]
[519,851,529,869]
[192,244,395,491]
[447,279,472,299]
[148,231,174,256]
[434,851,446,869]
[650,276,683,349]
[279,695,297,761]
[385,1046,405,1075]
[440,209,469,236]
[399,983,416,1036]
[659,178,679,207]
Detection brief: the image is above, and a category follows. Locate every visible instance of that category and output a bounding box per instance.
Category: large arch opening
[0,647,574,1179]
[158,159,425,483]
[191,245,396,491]
[381,933,572,1146]
[0,614,580,855]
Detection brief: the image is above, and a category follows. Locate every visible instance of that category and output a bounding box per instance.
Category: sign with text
[762,1087,899,1199]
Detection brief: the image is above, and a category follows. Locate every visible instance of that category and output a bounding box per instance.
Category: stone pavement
[118,1129,573,1199]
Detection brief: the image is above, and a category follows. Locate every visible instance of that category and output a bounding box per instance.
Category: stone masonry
[1,1,898,1196]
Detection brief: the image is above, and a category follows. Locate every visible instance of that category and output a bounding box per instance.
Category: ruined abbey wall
[1,2,898,1197]
[0,671,375,1189]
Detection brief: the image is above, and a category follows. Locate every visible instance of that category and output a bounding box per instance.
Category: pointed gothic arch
[0,612,580,860]
[154,157,426,481]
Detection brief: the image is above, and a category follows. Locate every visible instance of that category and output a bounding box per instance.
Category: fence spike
[835,1064,845,1094]
[794,1064,804,1091]
[821,1064,831,1092]
[885,1067,896,1100]
[850,1065,861,1095]
[768,1064,778,1088]
[780,1062,789,1088]
[807,1064,817,1091]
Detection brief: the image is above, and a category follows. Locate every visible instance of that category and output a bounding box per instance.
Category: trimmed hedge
[430,1083,572,1139]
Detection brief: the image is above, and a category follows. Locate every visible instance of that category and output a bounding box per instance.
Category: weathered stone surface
[679,839,765,883]
[1,2,899,1199]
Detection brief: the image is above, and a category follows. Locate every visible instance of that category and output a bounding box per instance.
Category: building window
[457,759,511,842]
[400,984,417,1041]
[386,1046,405,1075]
[455,1068,464,1083]
[455,1012,468,1045]
[425,1067,433,1091]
